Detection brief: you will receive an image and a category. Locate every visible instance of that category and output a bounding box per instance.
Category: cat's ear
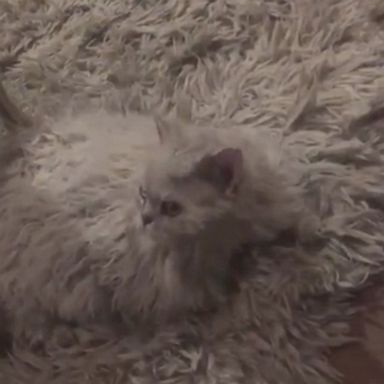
[154,115,183,145]
[194,148,243,197]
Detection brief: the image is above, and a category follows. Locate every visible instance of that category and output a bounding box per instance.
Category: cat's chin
[138,224,195,249]
[142,226,175,244]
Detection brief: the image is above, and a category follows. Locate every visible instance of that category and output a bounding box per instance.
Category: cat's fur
[0,110,305,347]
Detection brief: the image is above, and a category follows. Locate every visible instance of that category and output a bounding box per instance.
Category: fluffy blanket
[1,0,384,383]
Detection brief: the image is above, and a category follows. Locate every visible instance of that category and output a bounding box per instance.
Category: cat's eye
[160,200,182,217]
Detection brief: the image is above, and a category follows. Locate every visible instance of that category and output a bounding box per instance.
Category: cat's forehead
[143,149,191,188]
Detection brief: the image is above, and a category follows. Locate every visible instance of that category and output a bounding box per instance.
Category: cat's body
[0,110,305,346]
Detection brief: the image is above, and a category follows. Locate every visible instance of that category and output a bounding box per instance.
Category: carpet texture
[1,0,384,383]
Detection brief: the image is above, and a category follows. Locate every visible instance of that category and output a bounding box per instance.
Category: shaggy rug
[1,0,384,383]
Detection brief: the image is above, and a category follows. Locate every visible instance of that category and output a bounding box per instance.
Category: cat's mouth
[139,217,163,237]
[141,213,155,227]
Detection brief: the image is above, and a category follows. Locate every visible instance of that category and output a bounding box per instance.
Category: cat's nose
[141,213,154,226]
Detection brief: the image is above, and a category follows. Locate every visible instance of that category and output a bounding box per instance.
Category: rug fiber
[1,0,384,383]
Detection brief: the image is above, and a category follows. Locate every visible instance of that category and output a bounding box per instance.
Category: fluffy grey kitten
[0,110,304,347]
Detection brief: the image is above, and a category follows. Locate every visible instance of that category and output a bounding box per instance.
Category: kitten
[0,111,305,347]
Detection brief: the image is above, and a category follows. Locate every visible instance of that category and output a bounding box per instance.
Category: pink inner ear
[195,148,243,194]
[214,148,243,194]
[213,148,242,169]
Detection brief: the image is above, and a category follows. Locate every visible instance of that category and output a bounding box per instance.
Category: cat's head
[136,117,244,241]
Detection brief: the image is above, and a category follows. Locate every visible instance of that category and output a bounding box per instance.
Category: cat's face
[137,146,243,241]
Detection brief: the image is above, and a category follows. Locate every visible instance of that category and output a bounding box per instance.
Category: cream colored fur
[2,0,384,382]
[0,111,305,345]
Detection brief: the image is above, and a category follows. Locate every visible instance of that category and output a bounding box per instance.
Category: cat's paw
[16,325,48,351]
[13,316,79,351]
[50,324,78,348]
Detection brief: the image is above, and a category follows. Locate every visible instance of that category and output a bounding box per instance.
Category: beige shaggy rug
[2,0,384,383]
